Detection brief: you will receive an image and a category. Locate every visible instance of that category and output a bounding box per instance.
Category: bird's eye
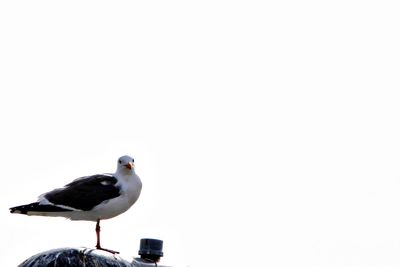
[118,160,122,164]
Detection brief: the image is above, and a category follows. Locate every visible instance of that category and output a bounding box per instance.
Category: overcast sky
[1,1,400,266]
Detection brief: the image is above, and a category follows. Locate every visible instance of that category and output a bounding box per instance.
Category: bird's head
[117,155,135,173]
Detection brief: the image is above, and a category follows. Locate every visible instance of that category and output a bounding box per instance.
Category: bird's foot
[95,245,120,254]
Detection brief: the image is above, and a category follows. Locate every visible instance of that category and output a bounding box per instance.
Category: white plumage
[10,155,142,253]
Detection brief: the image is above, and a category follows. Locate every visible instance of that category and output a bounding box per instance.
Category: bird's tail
[10,202,70,215]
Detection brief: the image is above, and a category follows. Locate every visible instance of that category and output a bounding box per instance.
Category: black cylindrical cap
[138,238,164,257]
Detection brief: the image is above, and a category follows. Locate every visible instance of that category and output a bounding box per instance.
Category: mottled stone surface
[19,247,132,267]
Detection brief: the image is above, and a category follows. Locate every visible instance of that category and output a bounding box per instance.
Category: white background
[1,1,400,266]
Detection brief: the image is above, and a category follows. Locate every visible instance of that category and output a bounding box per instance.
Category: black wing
[44,174,121,211]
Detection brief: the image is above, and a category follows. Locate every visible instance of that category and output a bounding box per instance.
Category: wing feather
[44,174,120,211]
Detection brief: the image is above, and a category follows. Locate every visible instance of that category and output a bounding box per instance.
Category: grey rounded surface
[19,247,132,267]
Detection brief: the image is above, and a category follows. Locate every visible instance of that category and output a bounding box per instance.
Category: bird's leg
[95,219,101,248]
[95,219,119,254]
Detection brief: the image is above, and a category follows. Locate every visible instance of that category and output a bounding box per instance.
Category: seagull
[9,155,142,254]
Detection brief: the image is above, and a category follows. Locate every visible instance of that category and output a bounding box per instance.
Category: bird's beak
[125,162,134,170]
